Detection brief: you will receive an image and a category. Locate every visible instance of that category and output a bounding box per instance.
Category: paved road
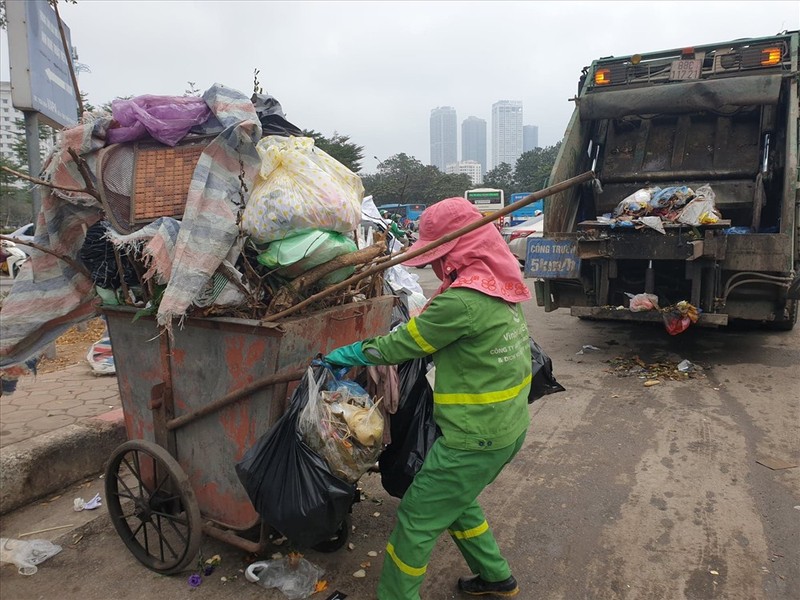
[2,266,798,599]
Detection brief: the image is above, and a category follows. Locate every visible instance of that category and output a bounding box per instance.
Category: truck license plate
[524,239,581,279]
[669,58,701,80]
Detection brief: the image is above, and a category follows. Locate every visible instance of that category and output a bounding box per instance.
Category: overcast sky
[2,1,798,172]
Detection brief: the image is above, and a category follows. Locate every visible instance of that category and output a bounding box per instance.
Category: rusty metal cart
[101,297,394,574]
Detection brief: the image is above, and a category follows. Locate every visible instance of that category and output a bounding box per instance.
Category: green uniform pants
[377,431,526,600]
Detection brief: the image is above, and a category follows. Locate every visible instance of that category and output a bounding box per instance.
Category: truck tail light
[594,68,611,85]
[761,47,782,66]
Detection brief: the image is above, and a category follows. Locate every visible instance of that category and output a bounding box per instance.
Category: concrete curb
[0,409,127,515]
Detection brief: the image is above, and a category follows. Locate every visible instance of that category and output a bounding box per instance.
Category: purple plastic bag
[107,95,212,146]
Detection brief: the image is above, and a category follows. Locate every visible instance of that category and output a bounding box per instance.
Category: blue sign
[524,239,581,279]
[7,0,78,128]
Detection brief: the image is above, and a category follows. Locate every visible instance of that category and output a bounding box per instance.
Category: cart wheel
[311,513,352,553]
[105,440,202,574]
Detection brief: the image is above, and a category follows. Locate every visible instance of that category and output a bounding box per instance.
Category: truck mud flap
[570,306,728,326]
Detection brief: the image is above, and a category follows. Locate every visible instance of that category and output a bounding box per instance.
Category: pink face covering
[431,257,445,281]
[410,198,531,304]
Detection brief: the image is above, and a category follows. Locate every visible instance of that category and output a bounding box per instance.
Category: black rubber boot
[457,575,519,596]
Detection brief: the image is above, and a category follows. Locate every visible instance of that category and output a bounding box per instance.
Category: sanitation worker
[325,196,532,599]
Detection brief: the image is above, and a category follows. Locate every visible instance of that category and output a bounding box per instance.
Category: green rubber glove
[325,342,375,367]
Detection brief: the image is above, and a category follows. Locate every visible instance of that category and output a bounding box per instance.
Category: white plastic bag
[677,184,721,226]
[242,136,364,243]
[86,335,115,375]
[628,293,660,312]
[245,556,324,600]
[297,369,383,483]
[613,188,654,217]
[0,538,62,575]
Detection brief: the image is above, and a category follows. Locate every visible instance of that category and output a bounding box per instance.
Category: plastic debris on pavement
[86,335,115,375]
[0,538,62,576]
[677,359,699,373]
[575,345,601,355]
[607,355,707,381]
[73,493,102,511]
[245,553,324,600]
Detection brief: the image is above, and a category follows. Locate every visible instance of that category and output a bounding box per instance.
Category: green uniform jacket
[362,287,532,452]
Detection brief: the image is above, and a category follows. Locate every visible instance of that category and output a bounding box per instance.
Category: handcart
[101,296,394,574]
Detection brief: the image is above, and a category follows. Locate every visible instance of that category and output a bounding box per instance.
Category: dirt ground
[37,317,108,374]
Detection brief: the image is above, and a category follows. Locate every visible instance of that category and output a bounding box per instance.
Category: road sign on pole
[6,0,79,129]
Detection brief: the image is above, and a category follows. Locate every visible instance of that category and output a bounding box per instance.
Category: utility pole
[23,111,43,220]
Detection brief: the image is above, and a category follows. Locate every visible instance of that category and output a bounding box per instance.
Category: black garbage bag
[251,93,304,138]
[528,338,566,403]
[235,366,356,549]
[79,221,138,289]
[378,357,441,498]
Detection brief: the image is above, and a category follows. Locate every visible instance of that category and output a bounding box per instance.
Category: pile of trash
[597,184,722,232]
[298,370,384,483]
[0,84,424,381]
[607,355,706,380]
[621,293,701,335]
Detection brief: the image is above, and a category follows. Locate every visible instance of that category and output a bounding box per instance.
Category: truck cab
[531,31,799,330]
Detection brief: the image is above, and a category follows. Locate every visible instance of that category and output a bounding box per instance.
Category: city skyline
[429,106,457,172]
[492,100,523,171]
[430,101,538,176]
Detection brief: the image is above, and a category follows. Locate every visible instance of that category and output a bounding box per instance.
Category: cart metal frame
[102,297,394,573]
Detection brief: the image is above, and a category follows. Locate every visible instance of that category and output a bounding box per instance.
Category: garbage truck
[528,31,799,330]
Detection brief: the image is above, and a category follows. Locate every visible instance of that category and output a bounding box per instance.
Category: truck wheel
[767,299,798,331]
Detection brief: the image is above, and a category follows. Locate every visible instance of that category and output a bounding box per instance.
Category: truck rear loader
[529,31,799,330]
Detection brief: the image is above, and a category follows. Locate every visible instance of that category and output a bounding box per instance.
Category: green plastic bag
[257,230,357,285]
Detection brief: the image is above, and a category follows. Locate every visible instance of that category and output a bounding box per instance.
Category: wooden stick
[217,261,253,298]
[111,245,131,304]
[261,170,596,323]
[0,165,88,194]
[0,235,92,279]
[266,240,386,316]
[19,524,75,538]
[66,148,101,202]
[52,0,84,117]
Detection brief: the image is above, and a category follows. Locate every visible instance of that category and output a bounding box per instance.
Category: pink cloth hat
[402,197,531,304]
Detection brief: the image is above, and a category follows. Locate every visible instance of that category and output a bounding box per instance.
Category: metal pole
[23,111,43,221]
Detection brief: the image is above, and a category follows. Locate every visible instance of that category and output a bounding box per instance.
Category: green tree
[427,168,473,202]
[9,117,56,176]
[513,142,561,193]
[0,156,33,228]
[363,154,474,207]
[302,129,364,173]
[482,162,515,195]
[362,153,425,206]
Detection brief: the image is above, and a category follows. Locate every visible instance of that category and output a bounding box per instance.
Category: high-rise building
[430,106,457,172]
[461,116,487,175]
[0,81,24,167]
[523,125,539,152]
[491,100,523,170]
[445,160,483,186]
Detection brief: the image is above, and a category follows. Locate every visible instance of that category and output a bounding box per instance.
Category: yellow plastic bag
[242,136,364,244]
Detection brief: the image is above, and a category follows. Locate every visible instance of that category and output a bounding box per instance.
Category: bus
[464,188,506,224]
[508,192,544,226]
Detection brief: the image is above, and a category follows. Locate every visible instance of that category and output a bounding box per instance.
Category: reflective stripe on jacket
[362,287,531,450]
